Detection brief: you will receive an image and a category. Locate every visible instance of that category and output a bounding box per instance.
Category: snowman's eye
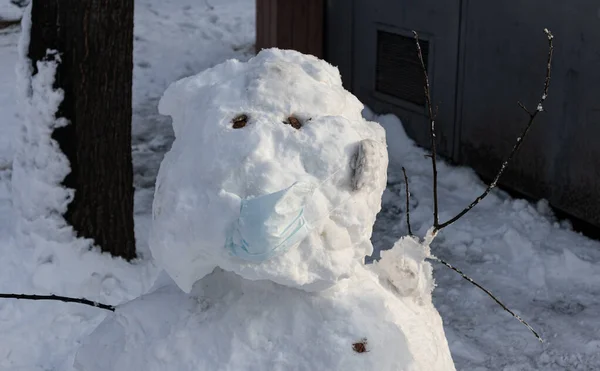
[284,116,302,130]
[232,114,248,129]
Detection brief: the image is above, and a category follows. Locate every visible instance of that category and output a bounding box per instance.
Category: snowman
[75,49,455,371]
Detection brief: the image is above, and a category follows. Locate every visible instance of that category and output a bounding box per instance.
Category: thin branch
[434,28,554,231]
[517,101,531,115]
[401,167,413,236]
[0,293,115,311]
[431,257,543,342]
[413,31,439,228]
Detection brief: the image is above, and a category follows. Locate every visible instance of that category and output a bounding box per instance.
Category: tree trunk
[28,0,136,260]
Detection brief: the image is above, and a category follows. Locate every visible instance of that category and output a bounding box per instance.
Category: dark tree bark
[28,0,136,260]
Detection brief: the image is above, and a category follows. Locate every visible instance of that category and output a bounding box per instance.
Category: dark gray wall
[325,0,600,228]
[350,0,462,158]
[458,0,600,227]
[325,0,354,91]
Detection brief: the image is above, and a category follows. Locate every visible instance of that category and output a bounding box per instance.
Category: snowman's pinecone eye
[232,114,248,129]
[285,116,302,130]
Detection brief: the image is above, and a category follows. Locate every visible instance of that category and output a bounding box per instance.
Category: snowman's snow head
[151,49,388,293]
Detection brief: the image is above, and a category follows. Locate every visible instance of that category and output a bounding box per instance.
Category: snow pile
[0,6,21,169]
[11,7,73,252]
[76,265,452,371]
[75,49,455,371]
[0,1,250,369]
[0,7,158,370]
[0,0,23,21]
[10,6,156,301]
[1,1,600,367]
[132,0,255,103]
[372,235,435,303]
[151,48,388,293]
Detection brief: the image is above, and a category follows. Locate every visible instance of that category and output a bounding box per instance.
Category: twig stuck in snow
[401,167,413,236]
[407,29,553,342]
[412,29,554,232]
[400,163,543,342]
[0,293,115,311]
[413,31,440,228]
[431,257,543,342]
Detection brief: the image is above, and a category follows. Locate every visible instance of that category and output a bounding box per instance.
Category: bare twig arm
[407,29,553,342]
[401,167,413,236]
[412,31,440,228]
[434,29,554,231]
[398,167,542,340]
[431,257,543,342]
[0,293,115,311]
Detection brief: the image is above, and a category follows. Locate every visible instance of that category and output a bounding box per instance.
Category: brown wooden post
[28,0,136,260]
[256,0,324,58]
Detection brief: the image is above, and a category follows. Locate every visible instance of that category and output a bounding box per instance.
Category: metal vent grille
[375,30,429,106]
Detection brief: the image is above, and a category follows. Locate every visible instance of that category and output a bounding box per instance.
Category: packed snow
[151,48,389,293]
[75,264,454,371]
[0,0,598,370]
[368,112,600,370]
[74,48,455,371]
[0,1,23,23]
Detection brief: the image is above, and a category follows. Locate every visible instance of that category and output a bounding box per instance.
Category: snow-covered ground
[0,1,22,23]
[0,0,598,370]
[370,113,600,370]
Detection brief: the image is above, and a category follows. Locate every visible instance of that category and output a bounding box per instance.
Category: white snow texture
[75,49,456,371]
[151,48,389,293]
[1,2,600,369]
[10,5,155,304]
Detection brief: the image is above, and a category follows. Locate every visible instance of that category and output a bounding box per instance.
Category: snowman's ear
[351,139,388,192]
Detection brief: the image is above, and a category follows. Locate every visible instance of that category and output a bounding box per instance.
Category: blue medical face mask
[225,136,381,263]
[225,181,316,262]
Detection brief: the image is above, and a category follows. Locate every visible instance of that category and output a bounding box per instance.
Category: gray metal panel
[458,0,600,227]
[324,0,353,91]
[351,0,462,158]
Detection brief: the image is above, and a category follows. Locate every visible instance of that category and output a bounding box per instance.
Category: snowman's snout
[351,139,387,193]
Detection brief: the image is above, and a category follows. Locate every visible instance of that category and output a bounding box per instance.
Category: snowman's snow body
[74,49,455,371]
